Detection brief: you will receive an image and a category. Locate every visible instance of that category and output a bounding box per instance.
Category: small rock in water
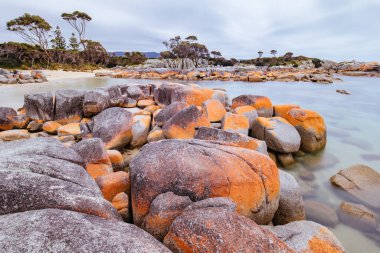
[339,201,378,232]
[299,169,315,181]
[336,89,351,95]
[304,200,339,228]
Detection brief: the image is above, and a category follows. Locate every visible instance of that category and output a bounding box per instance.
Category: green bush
[0,57,22,69]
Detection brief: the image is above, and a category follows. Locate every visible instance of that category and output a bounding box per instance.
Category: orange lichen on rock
[96,171,130,201]
[86,163,113,179]
[221,113,250,135]
[273,104,301,118]
[42,121,62,134]
[232,95,273,117]
[202,99,226,122]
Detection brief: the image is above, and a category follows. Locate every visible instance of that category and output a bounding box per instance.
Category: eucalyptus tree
[258,51,263,58]
[270,49,277,58]
[61,11,92,48]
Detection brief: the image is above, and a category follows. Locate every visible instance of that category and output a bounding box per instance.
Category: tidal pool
[1,76,379,252]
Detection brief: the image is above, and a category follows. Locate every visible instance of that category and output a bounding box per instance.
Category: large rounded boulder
[231,95,273,117]
[0,209,170,253]
[283,108,327,153]
[130,139,280,226]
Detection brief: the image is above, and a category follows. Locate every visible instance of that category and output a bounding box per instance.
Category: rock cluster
[96,68,339,84]
[0,82,344,252]
[0,69,47,84]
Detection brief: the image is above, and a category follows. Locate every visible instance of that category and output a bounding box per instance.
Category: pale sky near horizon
[0,0,379,61]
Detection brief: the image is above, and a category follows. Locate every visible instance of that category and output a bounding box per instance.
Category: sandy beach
[38,70,95,80]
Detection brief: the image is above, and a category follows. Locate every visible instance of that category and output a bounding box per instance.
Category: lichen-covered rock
[284,108,326,153]
[96,171,130,201]
[54,89,85,124]
[107,149,124,170]
[130,139,280,226]
[273,170,305,225]
[112,192,130,221]
[251,117,301,153]
[0,209,171,253]
[57,123,81,137]
[147,126,165,143]
[130,115,151,147]
[83,89,110,117]
[0,138,120,221]
[0,107,17,130]
[184,197,236,212]
[269,221,345,253]
[202,99,226,122]
[154,102,187,127]
[162,106,210,139]
[221,112,250,135]
[12,114,30,129]
[195,127,268,155]
[127,86,145,101]
[24,92,54,121]
[232,95,273,117]
[171,86,208,106]
[154,83,184,106]
[71,138,111,165]
[273,104,300,118]
[27,120,43,132]
[233,105,258,128]
[92,107,133,149]
[330,164,380,209]
[106,85,124,107]
[0,129,30,141]
[142,192,193,241]
[304,200,339,227]
[163,207,293,253]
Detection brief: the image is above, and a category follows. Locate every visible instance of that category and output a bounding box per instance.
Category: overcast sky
[0,0,379,61]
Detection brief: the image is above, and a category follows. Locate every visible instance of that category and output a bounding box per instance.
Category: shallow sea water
[1,76,379,252]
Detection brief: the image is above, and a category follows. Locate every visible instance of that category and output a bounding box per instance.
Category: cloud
[0,0,379,61]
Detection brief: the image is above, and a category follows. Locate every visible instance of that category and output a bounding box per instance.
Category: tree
[211,51,222,58]
[258,51,263,58]
[51,26,66,50]
[7,13,52,65]
[125,51,147,65]
[284,52,293,59]
[80,40,109,65]
[69,33,80,51]
[61,11,92,48]
[188,42,209,68]
[270,50,277,58]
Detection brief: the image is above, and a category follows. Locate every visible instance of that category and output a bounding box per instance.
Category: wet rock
[163,207,293,253]
[12,114,30,129]
[154,102,187,127]
[24,92,54,121]
[54,89,85,124]
[27,120,43,132]
[96,171,130,201]
[195,127,268,155]
[231,95,273,117]
[130,115,151,147]
[339,201,377,232]
[42,121,62,134]
[273,171,305,225]
[221,112,250,135]
[0,107,17,130]
[0,129,30,141]
[233,105,258,128]
[277,153,296,167]
[130,139,280,226]
[0,209,170,253]
[83,89,110,117]
[284,109,327,153]
[304,200,339,227]
[162,106,210,139]
[142,192,193,241]
[202,99,226,122]
[92,107,133,149]
[330,164,380,209]
[0,138,120,220]
[299,169,315,181]
[269,220,345,253]
[251,117,301,153]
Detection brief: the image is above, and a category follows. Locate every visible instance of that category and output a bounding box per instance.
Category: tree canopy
[61,11,92,47]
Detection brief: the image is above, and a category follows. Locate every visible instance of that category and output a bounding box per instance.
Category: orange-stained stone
[221,113,249,135]
[111,192,129,210]
[57,123,81,137]
[96,171,130,201]
[231,95,273,117]
[202,99,226,122]
[86,163,113,179]
[107,150,124,167]
[273,104,300,118]
[42,121,62,134]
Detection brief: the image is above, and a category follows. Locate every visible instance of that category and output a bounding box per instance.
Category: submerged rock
[339,201,378,232]
[330,164,380,209]
[130,139,280,226]
[304,200,339,228]
[0,209,170,253]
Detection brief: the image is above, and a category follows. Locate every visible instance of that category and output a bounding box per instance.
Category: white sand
[41,70,95,80]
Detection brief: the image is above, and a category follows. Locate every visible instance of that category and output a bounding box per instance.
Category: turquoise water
[1,76,379,252]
